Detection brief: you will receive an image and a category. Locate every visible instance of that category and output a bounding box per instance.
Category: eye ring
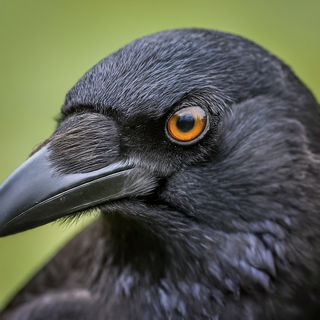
[166,106,209,145]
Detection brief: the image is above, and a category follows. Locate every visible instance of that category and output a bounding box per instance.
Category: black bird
[0,29,320,320]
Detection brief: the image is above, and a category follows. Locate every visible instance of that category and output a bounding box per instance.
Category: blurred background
[0,0,319,309]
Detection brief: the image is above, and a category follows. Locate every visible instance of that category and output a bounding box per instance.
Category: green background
[0,0,319,309]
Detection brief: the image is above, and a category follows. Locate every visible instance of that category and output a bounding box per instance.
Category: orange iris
[167,106,207,142]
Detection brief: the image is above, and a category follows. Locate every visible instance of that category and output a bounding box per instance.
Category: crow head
[1,29,320,318]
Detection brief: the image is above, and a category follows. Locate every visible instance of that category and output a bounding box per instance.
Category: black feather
[1,29,320,320]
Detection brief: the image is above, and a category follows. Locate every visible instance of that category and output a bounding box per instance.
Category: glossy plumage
[1,29,320,319]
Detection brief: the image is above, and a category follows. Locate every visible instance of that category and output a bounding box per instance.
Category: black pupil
[176,113,195,132]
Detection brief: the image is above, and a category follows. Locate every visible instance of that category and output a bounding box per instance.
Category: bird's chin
[98,196,197,232]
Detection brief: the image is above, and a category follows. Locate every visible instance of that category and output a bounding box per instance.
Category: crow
[0,29,320,320]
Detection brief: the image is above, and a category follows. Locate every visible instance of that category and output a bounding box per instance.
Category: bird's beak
[0,145,156,237]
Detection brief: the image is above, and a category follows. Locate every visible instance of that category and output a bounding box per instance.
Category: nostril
[47,113,121,174]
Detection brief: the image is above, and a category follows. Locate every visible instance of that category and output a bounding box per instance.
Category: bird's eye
[167,106,207,142]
